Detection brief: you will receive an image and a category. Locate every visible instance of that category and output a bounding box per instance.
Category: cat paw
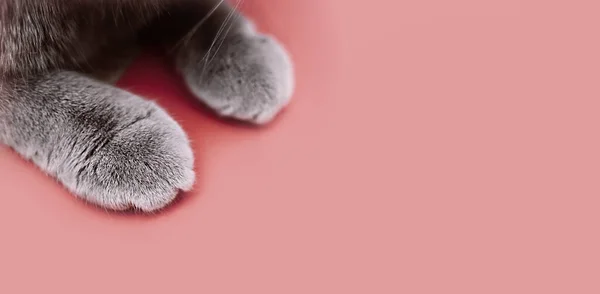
[180,33,294,124]
[59,100,195,212]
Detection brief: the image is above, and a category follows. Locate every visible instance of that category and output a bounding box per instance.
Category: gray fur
[178,30,294,123]
[0,0,294,211]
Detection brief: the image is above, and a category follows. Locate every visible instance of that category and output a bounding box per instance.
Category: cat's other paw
[2,72,195,212]
[60,100,195,212]
[180,33,294,124]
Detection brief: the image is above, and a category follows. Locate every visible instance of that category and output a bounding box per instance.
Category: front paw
[180,33,294,124]
[61,100,195,212]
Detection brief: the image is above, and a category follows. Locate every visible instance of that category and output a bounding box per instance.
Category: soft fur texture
[0,0,294,211]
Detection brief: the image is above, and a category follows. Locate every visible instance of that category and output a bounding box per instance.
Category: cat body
[0,0,294,211]
[1,0,160,76]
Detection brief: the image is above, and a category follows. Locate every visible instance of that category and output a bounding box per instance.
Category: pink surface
[1,0,599,293]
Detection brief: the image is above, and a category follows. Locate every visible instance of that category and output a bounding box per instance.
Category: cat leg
[154,0,294,124]
[0,72,194,211]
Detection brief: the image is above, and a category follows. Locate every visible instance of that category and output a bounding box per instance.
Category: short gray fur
[0,0,294,211]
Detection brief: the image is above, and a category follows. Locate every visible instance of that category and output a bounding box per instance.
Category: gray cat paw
[180,33,294,124]
[62,101,195,212]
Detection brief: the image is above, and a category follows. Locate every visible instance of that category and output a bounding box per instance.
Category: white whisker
[206,1,244,66]
[200,0,245,79]
[170,0,225,53]
[201,0,240,63]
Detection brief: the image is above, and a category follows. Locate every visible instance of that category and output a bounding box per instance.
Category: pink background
[1,0,599,292]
